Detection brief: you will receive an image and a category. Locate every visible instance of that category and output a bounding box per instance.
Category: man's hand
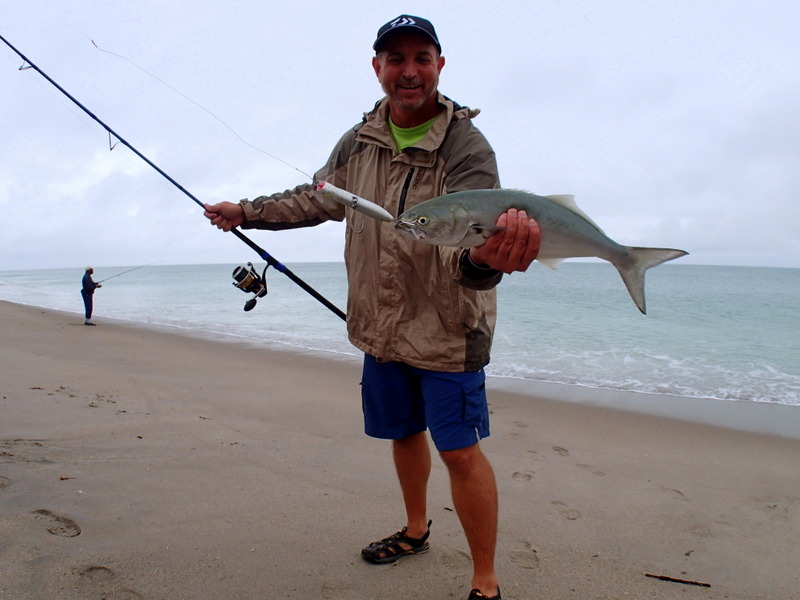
[204,202,246,232]
[469,209,540,274]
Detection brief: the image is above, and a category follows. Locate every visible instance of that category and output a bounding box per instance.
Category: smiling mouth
[398,81,422,91]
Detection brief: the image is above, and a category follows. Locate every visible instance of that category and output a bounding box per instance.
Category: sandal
[467,588,502,600]
[361,520,432,564]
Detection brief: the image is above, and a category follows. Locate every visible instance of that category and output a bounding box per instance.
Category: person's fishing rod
[96,261,158,284]
[0,33,346,321]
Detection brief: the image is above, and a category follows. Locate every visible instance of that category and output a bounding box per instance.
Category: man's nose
[401,63,418,78]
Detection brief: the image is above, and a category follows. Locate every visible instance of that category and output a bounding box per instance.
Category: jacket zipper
[397,167,416,216]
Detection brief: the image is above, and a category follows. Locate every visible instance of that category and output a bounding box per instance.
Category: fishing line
[7,54,101,140]
[0,33,346,321]
[87,40,394,224]
[92,39,397,218]
[90,39,314,182]
[96,261,160,284]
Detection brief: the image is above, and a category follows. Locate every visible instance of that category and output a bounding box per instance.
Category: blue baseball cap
[373,15,442,54]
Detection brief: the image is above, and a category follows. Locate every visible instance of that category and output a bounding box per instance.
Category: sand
[1,300,799,600]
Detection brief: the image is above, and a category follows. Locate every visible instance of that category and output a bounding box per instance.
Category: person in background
[81,266,101,326]
[204,15,540,600]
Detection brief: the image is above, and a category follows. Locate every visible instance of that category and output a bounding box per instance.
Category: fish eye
[417,216,429,226]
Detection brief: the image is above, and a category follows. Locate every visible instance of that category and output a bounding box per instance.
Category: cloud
[2,0,799,270]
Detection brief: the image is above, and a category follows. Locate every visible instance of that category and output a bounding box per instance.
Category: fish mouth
[394,220,427,240]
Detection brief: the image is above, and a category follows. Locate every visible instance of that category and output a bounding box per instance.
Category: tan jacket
[240,94,502,372]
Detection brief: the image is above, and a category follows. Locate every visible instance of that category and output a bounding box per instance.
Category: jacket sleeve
[439,116,504,290]
[238,131,355,230]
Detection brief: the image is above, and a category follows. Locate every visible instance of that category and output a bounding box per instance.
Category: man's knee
[439,443,482,474]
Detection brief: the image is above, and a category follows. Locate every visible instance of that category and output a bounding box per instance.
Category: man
[81,266,101,326]
[204,15,539,600]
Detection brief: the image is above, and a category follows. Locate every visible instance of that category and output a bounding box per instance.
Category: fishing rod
[96,261,158,284]
[0,34,346,321]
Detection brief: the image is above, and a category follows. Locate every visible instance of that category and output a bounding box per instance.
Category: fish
[395,189,688,314]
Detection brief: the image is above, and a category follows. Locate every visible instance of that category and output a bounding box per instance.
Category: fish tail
[615,247,688,314]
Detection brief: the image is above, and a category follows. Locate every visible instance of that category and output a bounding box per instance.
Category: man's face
[372,31,445,117]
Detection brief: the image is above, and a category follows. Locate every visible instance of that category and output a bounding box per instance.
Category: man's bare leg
[393,431,432,538]
[440,443,499,597]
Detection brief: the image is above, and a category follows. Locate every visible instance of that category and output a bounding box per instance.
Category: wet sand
[1,300,799,599]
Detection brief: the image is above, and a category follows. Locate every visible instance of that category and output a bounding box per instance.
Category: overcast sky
[2,0,798,271]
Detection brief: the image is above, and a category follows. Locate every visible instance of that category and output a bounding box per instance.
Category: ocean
[1,262,798,408]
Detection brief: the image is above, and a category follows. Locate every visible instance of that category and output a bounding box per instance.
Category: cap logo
[390,16,416,28]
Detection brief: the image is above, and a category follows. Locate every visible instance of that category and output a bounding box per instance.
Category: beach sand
[1,300,799,600]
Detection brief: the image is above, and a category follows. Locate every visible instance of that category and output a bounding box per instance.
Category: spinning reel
[232,262,268,311]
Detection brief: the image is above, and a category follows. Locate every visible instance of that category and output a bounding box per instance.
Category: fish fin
[545,194,605,234]
[537,257,564,270]
[544,194,575,204]
[615,247,689,314]
[470,222,508,236]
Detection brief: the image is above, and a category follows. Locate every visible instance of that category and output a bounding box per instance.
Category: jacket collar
[356,93,479,153]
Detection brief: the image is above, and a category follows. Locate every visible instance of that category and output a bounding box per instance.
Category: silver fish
[395,189,688,314]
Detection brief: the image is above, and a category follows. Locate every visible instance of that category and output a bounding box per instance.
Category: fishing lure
[316,181,394,222]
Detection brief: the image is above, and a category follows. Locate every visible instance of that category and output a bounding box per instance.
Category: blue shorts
[360,355,490,452]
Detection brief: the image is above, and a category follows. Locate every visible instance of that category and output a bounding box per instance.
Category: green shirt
[389,116,438,151]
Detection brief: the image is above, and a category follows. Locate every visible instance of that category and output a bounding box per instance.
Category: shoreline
[490,376,800,440]
[2,300,800,599]
[6,299,799,441]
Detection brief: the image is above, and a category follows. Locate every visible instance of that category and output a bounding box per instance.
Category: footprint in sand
[551,500,582,520]
[552,446,569,457]
[512,470,535,482]
[32,508,82,537]
[439,549,472,572]
[74,565,143,599]
[321,578,356,599]
[0,476,10,489]
[526,450,546,462]
[509,542,540,570]
[509,549,540,569]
